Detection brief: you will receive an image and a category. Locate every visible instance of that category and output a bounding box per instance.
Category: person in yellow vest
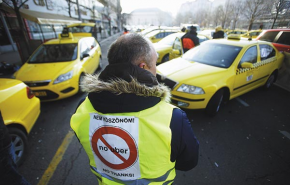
[70,33,199,185]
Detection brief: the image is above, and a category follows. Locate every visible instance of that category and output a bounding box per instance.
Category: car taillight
[26,87,35,99]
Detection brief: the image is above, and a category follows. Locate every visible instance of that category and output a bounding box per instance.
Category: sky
[120,0,197,16]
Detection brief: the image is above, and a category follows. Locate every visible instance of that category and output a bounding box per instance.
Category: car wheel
[8,127,28,166]
[205,89,224,117]
[264,73,275,89]
[78,74,85,94]
[161,54,169,63]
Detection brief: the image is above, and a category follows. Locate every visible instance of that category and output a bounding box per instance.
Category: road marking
[279,130,290,140]
[236,97,249,107]
[37,130,75,185]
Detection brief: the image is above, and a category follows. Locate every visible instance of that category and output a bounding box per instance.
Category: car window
[80,41,90,56]
[198,35,209,43]
[276,31,290,45]
[238,46,257,67]
[182,43,242,68]
[260,44,276,60]
[156,32,165,39]
[259,31,279,42]
[158,33,184,45]
[29,44,78,63]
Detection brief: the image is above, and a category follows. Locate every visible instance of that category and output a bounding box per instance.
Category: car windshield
[158,33,184,45]
[29,44,78,63]
[182,43,242,68]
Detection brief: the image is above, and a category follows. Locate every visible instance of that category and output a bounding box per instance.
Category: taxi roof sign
[59,27,73,39]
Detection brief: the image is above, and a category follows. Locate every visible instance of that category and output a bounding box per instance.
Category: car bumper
[28,79,78,101]
[170,92,211,109]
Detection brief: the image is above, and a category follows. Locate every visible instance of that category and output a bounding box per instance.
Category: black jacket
[78,63,199,171]
[181,30,200,52]
[213,30,225,39]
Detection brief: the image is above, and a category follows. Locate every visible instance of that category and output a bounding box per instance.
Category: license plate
[34,91,47,96]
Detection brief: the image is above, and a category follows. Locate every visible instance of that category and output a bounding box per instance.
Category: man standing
[212,26,225,39]
[71,33,199,185]
[181,26,200,53]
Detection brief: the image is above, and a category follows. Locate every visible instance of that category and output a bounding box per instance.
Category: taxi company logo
[91,126,138,170]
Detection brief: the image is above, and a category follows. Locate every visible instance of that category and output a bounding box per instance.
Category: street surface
[19,33,290,185]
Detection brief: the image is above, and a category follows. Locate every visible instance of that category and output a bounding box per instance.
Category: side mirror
[151,36,156,40]
[241,62,254,68]
[172,49,180,55]
[81,53,90,60]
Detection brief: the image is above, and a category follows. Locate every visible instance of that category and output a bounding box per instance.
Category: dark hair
[107,33,154,67]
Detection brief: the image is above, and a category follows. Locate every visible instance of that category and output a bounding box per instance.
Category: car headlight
[177,84,205,94]
[54,71,73,84]
[157,52,160,59]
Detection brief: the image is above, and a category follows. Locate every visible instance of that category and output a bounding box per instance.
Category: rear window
[276,32,290,46]
[259,31,279,42]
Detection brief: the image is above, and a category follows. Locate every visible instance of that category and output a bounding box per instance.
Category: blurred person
[181,27,186,32]
[70,33,199,185]
[123,28,129,34]
[181,26,200,53]
[213,26,225,39]
[0,111,31,185]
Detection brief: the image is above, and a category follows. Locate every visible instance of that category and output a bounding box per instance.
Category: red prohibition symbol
[91,126,138,170]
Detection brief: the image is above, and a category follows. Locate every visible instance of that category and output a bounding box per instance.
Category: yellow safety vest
[71,97,176,185]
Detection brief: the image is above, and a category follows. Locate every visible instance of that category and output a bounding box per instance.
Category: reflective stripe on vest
[71,97,176,185]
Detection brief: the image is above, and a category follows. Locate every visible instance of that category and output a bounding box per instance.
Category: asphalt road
[18,34,290,185]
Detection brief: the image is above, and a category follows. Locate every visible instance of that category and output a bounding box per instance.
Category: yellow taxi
[157,36,284,116]
[168,33,211,60]
[227,29,247,36]
[14,29,102,101]
[241,30,262,39]
[0,78,40,166]
[145,29,179,43]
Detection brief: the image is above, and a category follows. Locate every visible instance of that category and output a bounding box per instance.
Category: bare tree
[220,0,232,29]
[3,0,31,62]
[271,0,290,28]
[230,0,243,30]
[243,0,267,30]
[212,5,223,27]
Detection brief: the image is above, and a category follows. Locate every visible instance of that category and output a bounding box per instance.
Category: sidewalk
[0,32,122,78]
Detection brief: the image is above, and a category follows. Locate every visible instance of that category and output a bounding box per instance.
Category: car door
[233,45,260,96]
[169,37,183,60]
[257,44,277,82]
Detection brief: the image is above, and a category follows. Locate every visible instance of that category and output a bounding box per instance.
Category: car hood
[157,58,227,86]
[153,43,172,52]
[15,62,75,81]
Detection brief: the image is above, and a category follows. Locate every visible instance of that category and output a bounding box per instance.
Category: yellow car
[157,37,284,116]
[14,30,102,101]
[241,30,262,39]
[168,33,211,61]
[145,29,178,43]
[0,78,40,166]
[227,30,247,36]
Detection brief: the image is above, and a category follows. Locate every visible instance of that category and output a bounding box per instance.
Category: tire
[263,73,275,90]
[78,73,85,94]
[205,89,224,117]
[8,127,28,166]
[161,54,169,63]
